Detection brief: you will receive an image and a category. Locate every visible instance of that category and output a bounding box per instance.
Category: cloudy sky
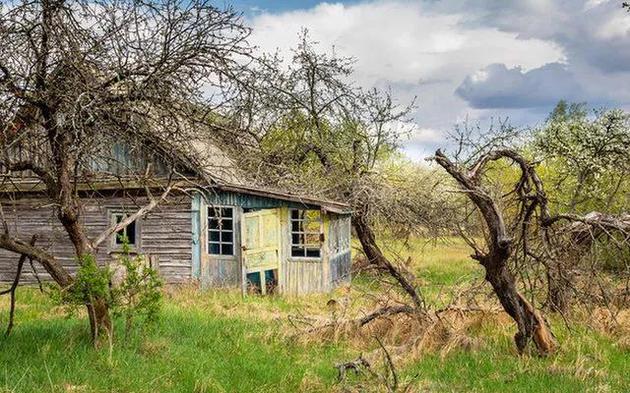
[229,0,630,160]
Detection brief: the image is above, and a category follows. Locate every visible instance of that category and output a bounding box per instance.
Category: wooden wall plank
[0,192,193,285]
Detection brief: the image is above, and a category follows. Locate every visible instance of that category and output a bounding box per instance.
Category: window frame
[289,208,322,260]
[206,205,235,257]
[110,211,141,251]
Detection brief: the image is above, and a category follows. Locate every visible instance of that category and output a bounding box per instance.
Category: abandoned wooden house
[0,141,352,295]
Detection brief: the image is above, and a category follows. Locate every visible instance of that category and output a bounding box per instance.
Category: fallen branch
[358,305,415,327]
[335,355,371,382]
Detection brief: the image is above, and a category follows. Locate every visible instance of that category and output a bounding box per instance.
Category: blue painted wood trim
[191,192,202,279]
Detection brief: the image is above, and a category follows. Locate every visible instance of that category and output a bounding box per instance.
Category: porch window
[290,209,321,258]
[208,207,234,256]
[112,213,137,246]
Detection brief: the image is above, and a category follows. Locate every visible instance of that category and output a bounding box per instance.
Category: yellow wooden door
[241,209,281,294]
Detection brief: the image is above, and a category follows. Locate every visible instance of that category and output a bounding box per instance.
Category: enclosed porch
[190,187,352,295]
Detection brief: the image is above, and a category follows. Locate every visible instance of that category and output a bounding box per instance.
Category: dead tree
[434,149,556,355]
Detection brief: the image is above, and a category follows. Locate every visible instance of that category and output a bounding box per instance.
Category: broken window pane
[289,209,321,259]
[114,214,137,246]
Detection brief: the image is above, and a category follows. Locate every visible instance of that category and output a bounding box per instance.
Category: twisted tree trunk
[434,149,556,355]
[353,206,424,310]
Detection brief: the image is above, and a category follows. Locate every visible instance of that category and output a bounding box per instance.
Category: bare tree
[0,0,250,343]
[227,32,435,310]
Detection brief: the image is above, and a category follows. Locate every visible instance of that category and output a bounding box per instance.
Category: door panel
[241,209,281,294]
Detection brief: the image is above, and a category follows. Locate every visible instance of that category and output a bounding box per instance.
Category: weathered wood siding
[1,141,175,180]
[328,214,352,285]
[183,191,351,295]
[279,209,352,295]
[0,192,193,284]
[206,191,323,211]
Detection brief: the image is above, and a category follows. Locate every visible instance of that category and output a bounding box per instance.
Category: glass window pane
[291,209,300,219]
[209,230,220,242]
[221,219,233,231]
[291,233,302,245]
[306,248,321,258]
[114,215,136,245]
[221,208,233,218]
[291,246,305,257]
[208,207,220,219]
[209,242,220,254]
[221,244,233,255]
[221,231,233,243]
[208,218,219,230]
[291,220,302,232]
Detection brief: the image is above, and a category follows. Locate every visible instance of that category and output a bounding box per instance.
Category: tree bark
[0,236,37,336]
[87,297,112,346]
[482,259,554,354]
[353,207,424,310]
[0,233,72,287]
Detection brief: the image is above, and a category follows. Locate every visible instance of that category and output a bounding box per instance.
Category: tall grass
[0,238,628,392]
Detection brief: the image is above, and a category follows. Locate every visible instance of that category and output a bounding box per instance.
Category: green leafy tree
[534,101,630,214]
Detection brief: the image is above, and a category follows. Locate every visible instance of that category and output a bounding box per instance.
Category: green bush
[51,236,163,339]
[112,240,163,338]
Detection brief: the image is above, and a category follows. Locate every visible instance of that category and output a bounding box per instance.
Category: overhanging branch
[90,184,173,249]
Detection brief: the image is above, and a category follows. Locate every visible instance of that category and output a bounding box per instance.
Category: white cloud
[246,0,630,160]
[249,2,563,87]
[408,127,443,144]
[596,14,630,39]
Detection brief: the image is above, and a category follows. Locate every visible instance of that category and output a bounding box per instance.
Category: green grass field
[0,239,628,392]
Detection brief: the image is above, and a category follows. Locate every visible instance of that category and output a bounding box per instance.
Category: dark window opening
[114,214,137,246]
[290,209,321,258]
[208,207,234,256]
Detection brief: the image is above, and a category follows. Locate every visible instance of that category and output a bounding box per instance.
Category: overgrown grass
[0,290,344,392]
[1,238,628,392]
